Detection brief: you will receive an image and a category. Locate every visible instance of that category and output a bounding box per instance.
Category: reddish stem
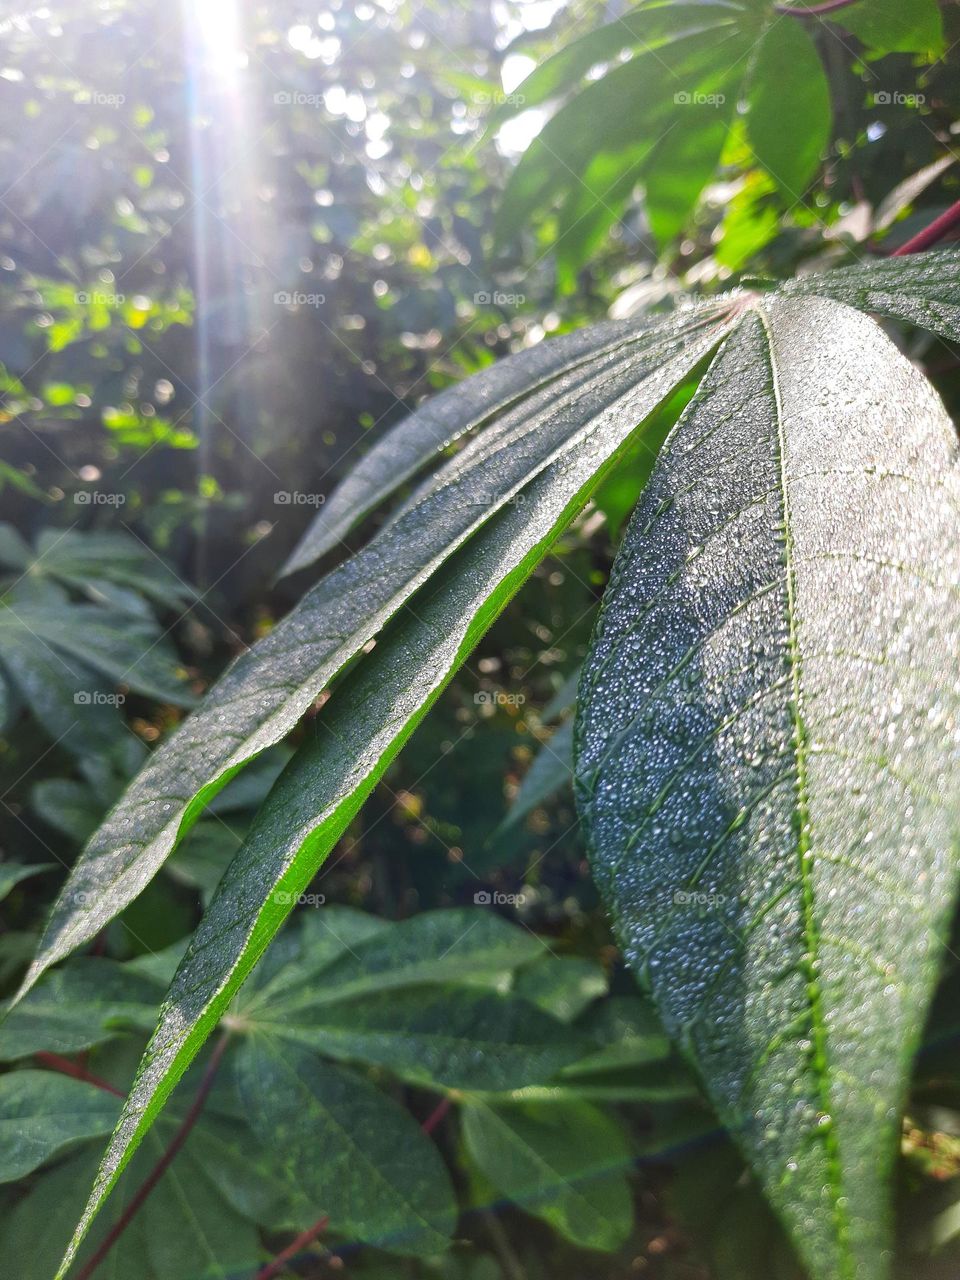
[774,0,861,13]
[35,1051,124,1098]
[74,1033,231,1280]
[255,1217,330,1280]
[421,1096,452,1135]
[892,198,960,256]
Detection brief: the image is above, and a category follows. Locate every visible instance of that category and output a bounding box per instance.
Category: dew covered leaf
[576,296,960,1279]
[783,249,960,343]
[18,304,729,1015]
[50,310,730,1279]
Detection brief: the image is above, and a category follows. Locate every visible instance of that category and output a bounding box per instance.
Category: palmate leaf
[47,311,731,1278]
[33,252,960,1275]
[575,296,960,1278]
[235,1040,458,1256]
[16,304,730,1019]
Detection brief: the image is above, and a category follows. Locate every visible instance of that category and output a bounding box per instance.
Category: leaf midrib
[758,301,852,1273]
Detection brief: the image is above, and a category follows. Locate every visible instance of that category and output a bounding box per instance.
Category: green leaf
[282,316,687,574]
[569,994,673,1072]
[512,954,607,1022]
[502,715,574,829]
[50,312,727,1280]
[0,862,53,903]
[746,19,830,196]
[20,306,731,1017]
[784,249,960,342]
[235,1039,458,1256]
[576,297,960,1279]
[0,1118,265,1280]
[50,308,731,1279]
[0,1071,120,1182]
[489,1,738,119]
[0,958,162,1060]
[496,29,740,243]
[238,906,545,1013]
[241,984,588,1090]
[828,0,945,56]
[462,1098,633,1251]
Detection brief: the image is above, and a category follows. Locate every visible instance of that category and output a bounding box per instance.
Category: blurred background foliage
[2,0,960,1277]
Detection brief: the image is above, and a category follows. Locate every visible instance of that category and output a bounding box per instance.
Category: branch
[892,198,960,256]
[35,1051,124,1097]
[74,1032,231,1280]
[774,0,861,14]
[255,1217,330,1280]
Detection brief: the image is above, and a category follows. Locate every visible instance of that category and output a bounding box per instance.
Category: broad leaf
[235,1039,458,1256]
[576,297,960,1279]
[462,1098,633,1251]
[512,954,607,1023]
[0,1071,120,1182]
[241,984,588,1090]
[0,958,162,1060]
[20,304,729,1013]
[745,18,829,196]
[827,0,945,56]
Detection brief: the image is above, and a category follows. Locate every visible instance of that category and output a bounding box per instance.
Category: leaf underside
[576,295,960,1279]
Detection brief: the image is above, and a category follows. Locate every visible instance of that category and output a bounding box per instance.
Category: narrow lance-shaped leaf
[17,304,731,1012]
[576,297,960,1280]
[281,311,711,575]
[784,249,960,344]
[52,315,731,1277]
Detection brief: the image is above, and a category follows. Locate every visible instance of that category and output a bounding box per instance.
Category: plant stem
[35,1051,124,1097]
[421,1096,452,1134]
[255,1217,330,1280]
[774,0,861,14]
[73,1032,231,1280]
[892,198,960,256]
